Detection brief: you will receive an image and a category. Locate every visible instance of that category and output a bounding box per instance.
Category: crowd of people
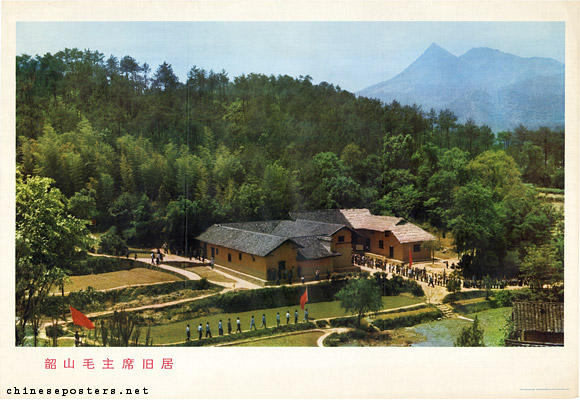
[184,309,310,341]
[352,253,525,290]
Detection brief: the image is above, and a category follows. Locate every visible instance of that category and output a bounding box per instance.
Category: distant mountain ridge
[357,43,564,132]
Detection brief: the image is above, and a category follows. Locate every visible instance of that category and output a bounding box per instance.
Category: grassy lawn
[230,331,325,347]
[185,267,237,284]
[411,307,512,347]
[64,268,180,292]
[147,295,424,345]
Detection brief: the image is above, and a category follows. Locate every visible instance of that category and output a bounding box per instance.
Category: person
[210,257,215,269]
[218,320,223,336]
[304,308,309,322]
[301,276,305,284]
[250,315,256,331]
[236,317,242,333]
[227,318,232,334]
[74,331,80,347]
[260,313,267,329]
[276,312,280,327]
[327,269,331,280]
[151,252,155,264]
[315,270,320,281]
[186,324,190,341]
[294,310,298,324]
[134,253,137,260]
[286,311,290,325]
[198,323,203,340]
[205,322,212,338]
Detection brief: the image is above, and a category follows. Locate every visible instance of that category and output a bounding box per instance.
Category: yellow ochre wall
[205,243,269,280]
[330,228,353,269]
[361,230,430,262]
[297,258,333,280]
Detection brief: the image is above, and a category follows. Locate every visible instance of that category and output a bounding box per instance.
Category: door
[389,246,394,258]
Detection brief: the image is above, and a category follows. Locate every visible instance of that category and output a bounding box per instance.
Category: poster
[1,1,578,398]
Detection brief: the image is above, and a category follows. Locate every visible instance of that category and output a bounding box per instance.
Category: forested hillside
[16,48,564,280]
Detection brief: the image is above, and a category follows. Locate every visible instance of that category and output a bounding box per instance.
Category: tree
[520,243,563,293]
[421,240,442,263]
[335,278,383,326]
[450,181,505,277]
[455,315,485,347]
[16,172,90,345]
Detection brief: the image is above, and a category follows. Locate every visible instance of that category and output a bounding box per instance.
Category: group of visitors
[185,309,310,341]
[150,249,163,265]
[352,253,451,287]
[352,253,522,290]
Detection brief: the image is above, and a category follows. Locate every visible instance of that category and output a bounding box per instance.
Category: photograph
[2,1,579,398]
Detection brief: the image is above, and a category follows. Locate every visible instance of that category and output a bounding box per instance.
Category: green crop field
[147,295,424,345]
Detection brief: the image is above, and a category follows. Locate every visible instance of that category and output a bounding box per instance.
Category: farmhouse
[196,219,354,282]
[290,209,436,263]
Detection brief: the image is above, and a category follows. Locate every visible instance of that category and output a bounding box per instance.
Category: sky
[16,21,565,93]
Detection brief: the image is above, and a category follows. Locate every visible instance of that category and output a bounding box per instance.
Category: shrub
[98,227,128,256]
[442,290,488,304]
[371,310,443,330]
[494,290,513,307]
[328,316,359,328]
[315,320,329,328]
[45,324,64,338]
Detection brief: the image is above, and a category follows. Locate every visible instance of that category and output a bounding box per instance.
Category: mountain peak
[422,43,456,58]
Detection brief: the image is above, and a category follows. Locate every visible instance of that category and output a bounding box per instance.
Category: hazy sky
[16,21,565,92]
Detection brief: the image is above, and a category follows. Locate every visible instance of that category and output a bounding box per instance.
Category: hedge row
[179,280,350,315]
[328,316,359,328]
[371,309,443,330]
[442,290,488,304]
[324,329,368,347]
[178,322,317,346]
[374,273,425,297]
[68,279,217,312]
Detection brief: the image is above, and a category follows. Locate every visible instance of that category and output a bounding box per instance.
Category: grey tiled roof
[196,219,347,260]
[513,302,564,333]
[271,220,344,237]
[293,236,339,261]
[196,225,293,257]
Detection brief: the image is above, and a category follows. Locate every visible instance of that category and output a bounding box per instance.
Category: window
[413,244,421,252]
[338,236,345,243]
[379,240,384,249]
[385,231,390,237]
[228,253,232,262]
[239,253,242,261]
[216,248,219,255]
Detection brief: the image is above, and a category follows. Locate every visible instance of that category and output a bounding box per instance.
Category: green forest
[16,48,564,282]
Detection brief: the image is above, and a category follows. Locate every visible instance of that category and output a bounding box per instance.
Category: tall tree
[16,172,90,345]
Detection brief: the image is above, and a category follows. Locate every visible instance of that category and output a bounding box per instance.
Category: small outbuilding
[505,302,564,347]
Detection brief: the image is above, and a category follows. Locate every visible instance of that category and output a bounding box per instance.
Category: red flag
[409,247,413,268]
[300,287,308,310]
[70,306,95,330]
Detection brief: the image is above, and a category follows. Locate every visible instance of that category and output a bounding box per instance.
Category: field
[146,295,425,345]
[63,268,180,292]
[230,331,325,347]
[185,266,237,283]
